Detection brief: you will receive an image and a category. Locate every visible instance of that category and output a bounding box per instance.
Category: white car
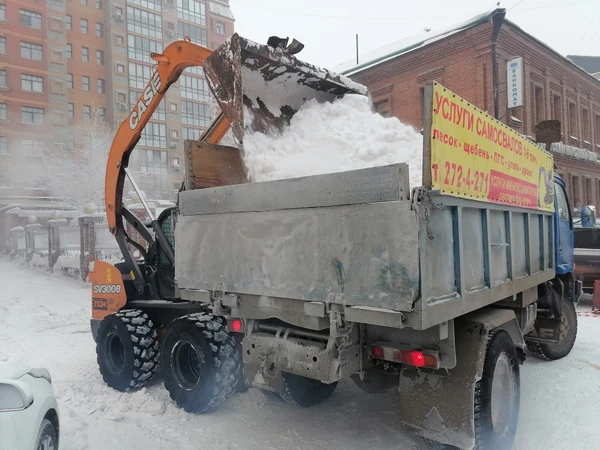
[0,363,59,450]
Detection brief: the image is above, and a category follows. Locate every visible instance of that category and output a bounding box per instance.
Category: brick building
[0,0,235,202]
[337,8,600,210]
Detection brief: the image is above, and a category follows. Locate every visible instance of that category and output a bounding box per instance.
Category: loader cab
[554,174,574,275]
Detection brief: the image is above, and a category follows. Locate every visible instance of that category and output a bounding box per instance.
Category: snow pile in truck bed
[242,94,424,187]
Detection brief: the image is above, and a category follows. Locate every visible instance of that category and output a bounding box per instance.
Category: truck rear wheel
[280,373,337,408]
[527,299,577,360]
[161,313,242,413]
[474,330,520,450]
[96,309,160,391]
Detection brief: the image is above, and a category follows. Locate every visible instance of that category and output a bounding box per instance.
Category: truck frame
[90,36,584,450]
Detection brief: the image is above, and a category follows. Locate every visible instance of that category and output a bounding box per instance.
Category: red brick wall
[348,18,600,208]
[350,22,496,131]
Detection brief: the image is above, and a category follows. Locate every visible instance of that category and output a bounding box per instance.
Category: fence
[8,215,122,281]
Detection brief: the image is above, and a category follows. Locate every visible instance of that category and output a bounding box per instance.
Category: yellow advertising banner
[429,83,555,212]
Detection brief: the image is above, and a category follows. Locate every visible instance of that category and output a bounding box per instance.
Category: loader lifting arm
[104,39,226,233]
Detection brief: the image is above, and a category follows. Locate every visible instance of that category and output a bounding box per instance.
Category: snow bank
[242,94,423,187]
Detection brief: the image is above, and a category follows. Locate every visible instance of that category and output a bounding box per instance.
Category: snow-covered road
[1,259,599,450]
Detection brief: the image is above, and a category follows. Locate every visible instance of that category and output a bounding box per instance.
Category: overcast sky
[231,0,600,69]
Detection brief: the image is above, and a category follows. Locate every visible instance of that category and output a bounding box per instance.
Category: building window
[568,102,577,140]
[20,41,43,61]
[169,102,178,112]
[138,149,168,174]
[0,103,6,120]
[98,107,106,119]
[67,73,73,89]
[80,0,87,5]
[96,50,104,65]
[140,122,167,147]
[127,6,163,39]
[586,177,593,205]
[115,35,125,45]
[533,84,544,126]
[83,105,91,120]
[95,0,103,9]
[0,37,5,54]
[0,4,5,21]
[129,0,162,12]
[97,78,105,94]
[181,101,210,127]
[22,106,44,124]
[177,21,207,46]
[20,9,43,29]
[177,0,205,25]
[68,103,74,119]
[80,18,88,34]
[51,80,64,94]
[116,63,125,74]
[182,127,201,140]
[96,22,104,37]
[82,76,90,91]
[67,43,72,59]
[216,21,225,35]
[374,99,390,118]
[128,62,153,89]
[82,46,89,62]
[66,15,72,30]
[595,114,600,148]
[572,175,581,207]
[21,74,44,93]
[552,94,562,122]
[117,92,127,103]
[50,50,63,63]
[0,69,6,87]
[170,129,179,139]
[21,140,45,157]
[50,18,62,32]
[180,75,209,102]
[0,136,7,155]
[127,35,162,63]
[582,108,591,144]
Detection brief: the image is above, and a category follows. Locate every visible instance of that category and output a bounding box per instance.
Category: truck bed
[175,164,555,330]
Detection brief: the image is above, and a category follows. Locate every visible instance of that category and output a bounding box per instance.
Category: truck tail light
[371,344,439,369]
[227,319,243,333]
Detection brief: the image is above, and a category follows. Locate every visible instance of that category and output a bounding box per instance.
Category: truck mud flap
[397,309,524,449]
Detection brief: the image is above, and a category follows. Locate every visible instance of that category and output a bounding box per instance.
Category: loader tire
[161,313,242,413]
[279,373,337,408]
[96,309,160,391]
[474,330,520,450]
[526,299,577,361]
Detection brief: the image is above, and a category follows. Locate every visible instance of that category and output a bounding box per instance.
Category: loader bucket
[203,33,368,144]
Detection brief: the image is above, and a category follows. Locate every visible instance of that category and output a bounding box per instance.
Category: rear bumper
[90,319,101,342]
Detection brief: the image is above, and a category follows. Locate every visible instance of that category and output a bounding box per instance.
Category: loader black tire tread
[526,299,577,361]
[161,313,242,413]
[474,330,520,450]
[96,309,160,392]
[279,372,337,408]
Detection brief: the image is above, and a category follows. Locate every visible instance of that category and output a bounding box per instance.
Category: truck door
[554,180,574,274]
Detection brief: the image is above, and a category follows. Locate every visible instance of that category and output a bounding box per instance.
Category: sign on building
[507,57,524,108]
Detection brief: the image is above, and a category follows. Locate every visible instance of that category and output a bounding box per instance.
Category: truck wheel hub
[171,339,204,391]
[490,352,515,436]
[106,332,125,374]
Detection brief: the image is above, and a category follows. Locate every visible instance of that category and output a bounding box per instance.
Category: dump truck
[90,34,587,449]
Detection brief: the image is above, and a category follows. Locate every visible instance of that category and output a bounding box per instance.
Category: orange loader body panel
[89,261,128,320]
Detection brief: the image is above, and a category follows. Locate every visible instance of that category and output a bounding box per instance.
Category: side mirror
[580,205,596,228]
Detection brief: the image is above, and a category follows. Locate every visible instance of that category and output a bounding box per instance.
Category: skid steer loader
[90,34,365,406]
